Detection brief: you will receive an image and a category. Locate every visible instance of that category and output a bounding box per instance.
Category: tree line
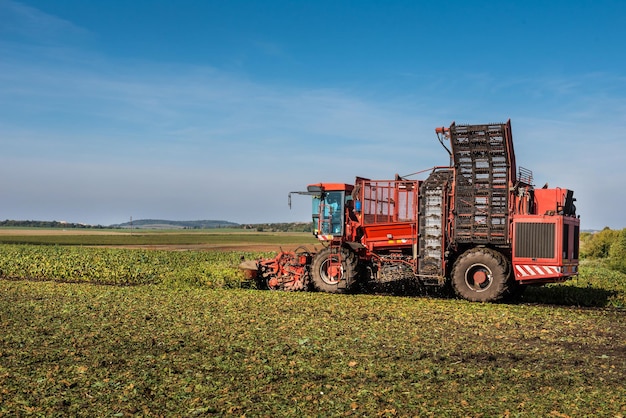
[0,219,312,232]
[244,223,312,233]
[0,220,106,229]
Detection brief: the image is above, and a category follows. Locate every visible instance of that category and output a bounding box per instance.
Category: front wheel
[310,247,358,293]
[451,248,511,302]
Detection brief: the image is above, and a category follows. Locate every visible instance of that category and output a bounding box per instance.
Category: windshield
[312,191,345,236]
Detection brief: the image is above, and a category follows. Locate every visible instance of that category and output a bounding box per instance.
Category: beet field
[0,229,625,416]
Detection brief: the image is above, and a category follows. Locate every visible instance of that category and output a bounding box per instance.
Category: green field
[0,229,625,416]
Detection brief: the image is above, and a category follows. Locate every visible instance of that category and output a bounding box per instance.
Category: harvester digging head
[239,247,313,291]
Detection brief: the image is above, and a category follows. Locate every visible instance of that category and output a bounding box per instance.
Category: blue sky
[1,0,624,229]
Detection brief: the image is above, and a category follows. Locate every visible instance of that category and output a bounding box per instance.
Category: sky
[0,0,625,229]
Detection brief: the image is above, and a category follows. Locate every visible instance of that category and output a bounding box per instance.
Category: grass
[1,281,624,417]
[520,259,626,308]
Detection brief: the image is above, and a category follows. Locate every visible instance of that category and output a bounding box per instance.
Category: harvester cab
[305,183,353,240]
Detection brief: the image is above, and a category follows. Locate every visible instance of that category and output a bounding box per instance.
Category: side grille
[515,223,555,259]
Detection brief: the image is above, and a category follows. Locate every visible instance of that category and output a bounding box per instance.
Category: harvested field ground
[1,281,625,417]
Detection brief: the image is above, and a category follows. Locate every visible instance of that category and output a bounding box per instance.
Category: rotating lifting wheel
[266,275,281,291]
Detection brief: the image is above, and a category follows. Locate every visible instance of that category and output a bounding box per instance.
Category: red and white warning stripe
[316,234,334,241]
[514,264,561,278]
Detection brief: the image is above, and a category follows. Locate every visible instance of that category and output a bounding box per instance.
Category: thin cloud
[0,0,88,42]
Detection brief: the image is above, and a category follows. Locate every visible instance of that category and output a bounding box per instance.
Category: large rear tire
[451,248,510,302]
[310,247,358,293]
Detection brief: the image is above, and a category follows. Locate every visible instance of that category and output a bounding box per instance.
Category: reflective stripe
[515,265,561,278]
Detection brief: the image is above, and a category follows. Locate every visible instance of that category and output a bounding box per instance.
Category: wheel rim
[464,263,493,292]
[319,256,342,285]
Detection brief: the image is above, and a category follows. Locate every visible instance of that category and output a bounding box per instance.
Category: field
[0,228,319,252]
[1,228,625,416]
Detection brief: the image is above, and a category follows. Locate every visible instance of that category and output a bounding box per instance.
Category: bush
[580,227,619,259]
[608,228,626,274]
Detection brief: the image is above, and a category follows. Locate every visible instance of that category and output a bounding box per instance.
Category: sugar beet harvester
[243,120,580,302]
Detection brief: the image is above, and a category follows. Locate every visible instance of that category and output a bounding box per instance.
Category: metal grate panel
[515,222,555,259]
[418,170,452,276]
[449,122,513,244]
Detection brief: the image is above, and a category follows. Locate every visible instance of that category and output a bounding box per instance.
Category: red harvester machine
[245,120,580,302]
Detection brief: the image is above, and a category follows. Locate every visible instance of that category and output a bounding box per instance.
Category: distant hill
[110,219,240,229]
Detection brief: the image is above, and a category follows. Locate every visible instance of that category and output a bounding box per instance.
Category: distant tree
[580,227,619,259]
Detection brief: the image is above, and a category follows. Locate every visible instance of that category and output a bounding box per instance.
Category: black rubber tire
[451,248,510,302]
[310,247,358,293]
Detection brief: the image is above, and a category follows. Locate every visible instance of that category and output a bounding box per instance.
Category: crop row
[0,244,270,288]
[1,244,625,307]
